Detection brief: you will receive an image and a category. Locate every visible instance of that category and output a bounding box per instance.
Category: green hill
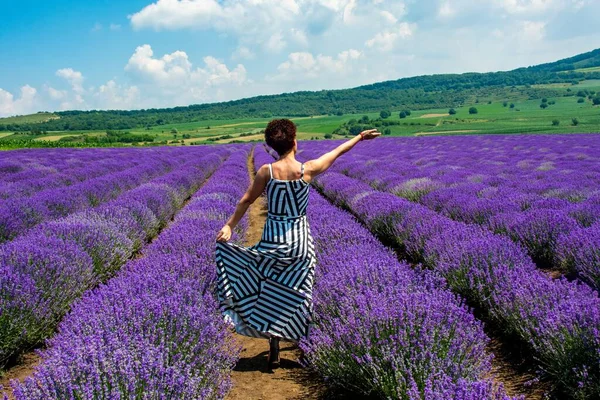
[1,48,599,133]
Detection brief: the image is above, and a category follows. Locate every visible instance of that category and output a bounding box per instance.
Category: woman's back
[266,162,310,218]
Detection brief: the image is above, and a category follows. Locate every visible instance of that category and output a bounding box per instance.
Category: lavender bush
[305,166,600,399]
[0,147,227,368]
[8,147,249,399]
[557,223,600,290]
[0,147,214,243]
[302,134,600,290]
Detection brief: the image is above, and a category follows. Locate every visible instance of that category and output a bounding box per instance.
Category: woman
[215,119,380,370]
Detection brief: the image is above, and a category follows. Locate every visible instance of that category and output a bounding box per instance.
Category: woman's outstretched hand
[360,129,381,140]
[216,225,232,242]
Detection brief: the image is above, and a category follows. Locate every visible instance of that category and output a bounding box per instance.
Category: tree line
[1,49,599,132]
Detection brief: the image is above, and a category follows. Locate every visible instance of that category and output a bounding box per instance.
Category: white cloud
[438,1,456,18]
[56,68,85,94]
[274,48,362,81]
[265,32,287,53]
[521,20,546,41]
[129,0,353,53]
[365,22,415,51]
[290,28,309,47]
[380,10,398,24]
[46,86,67,101]
[0,85,38,117]
[125,45,192,84]
[492,0,596,17]
[497,0,553,15]
[202,56,247,86]
[109,23,122,31]
[125,44,248,104]
[91,22,102,32]
[0,44,253,117]
[232,46,255,60]
[93,80,139,109]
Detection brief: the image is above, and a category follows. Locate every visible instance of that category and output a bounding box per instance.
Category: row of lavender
[0,146,229,368]
[0,148,151,198]
[314,135,600,290]
[254,148,516,399]
[0,148,137,184]
[5,148,251,399]
[298,142,600,398]
[0,148,207,243]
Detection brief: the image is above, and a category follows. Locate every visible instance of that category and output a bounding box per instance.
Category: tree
[510,103,515,109]
[359,115,370,124]
[349,126,363,135]
[540,103,548,109]
[578,98,585,103]
[541,98,548,103]
[572,118,579,126]
[380,110,391,119]
[469,107,478,114]
[324,133,333,139]
[552,119,560,126]
[503,101,508,107]
[170,128,178,134]
[399,111,408,119]
[383,128,391,135]
[449,108,457,115]
[593,97,600,105]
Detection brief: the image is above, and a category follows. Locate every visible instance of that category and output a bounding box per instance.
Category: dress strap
[300,163,305,179]
[268,163,273,179]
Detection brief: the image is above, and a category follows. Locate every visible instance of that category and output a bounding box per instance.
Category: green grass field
[1,81,599,149]
[576,66,600,73]
[134,87,600,142]
[0,112,59,124]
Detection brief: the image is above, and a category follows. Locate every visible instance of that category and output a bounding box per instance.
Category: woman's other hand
[216,225,232,242]
[360,129,381,140]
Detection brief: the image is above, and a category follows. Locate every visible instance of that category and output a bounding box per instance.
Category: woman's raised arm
[304,129,380,181]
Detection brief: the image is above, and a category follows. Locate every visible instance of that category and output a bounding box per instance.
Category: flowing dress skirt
[215,213,316,341]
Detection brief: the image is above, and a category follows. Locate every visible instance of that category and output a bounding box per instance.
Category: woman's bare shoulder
[256,164,270,177]
[303,159,319,171]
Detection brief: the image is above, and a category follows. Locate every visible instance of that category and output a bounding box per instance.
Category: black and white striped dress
[215,163,316,341]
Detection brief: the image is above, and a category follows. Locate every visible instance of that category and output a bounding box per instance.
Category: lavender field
[1,135,599,399]
[299,134,600,399]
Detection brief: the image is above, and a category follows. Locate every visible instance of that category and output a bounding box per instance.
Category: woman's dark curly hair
[265,119,296,156]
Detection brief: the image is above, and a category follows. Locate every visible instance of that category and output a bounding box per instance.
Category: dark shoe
[267,337,280,370]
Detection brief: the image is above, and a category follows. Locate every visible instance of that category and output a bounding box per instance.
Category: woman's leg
[267,336,280,370]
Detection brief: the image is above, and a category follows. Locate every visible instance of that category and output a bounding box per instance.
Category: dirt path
[486,338,549,399]
[0,353,41,399]
[419,113,449,118]
[225,149,328,400]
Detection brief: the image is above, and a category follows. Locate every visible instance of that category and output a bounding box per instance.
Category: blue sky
[1,0,599,117]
